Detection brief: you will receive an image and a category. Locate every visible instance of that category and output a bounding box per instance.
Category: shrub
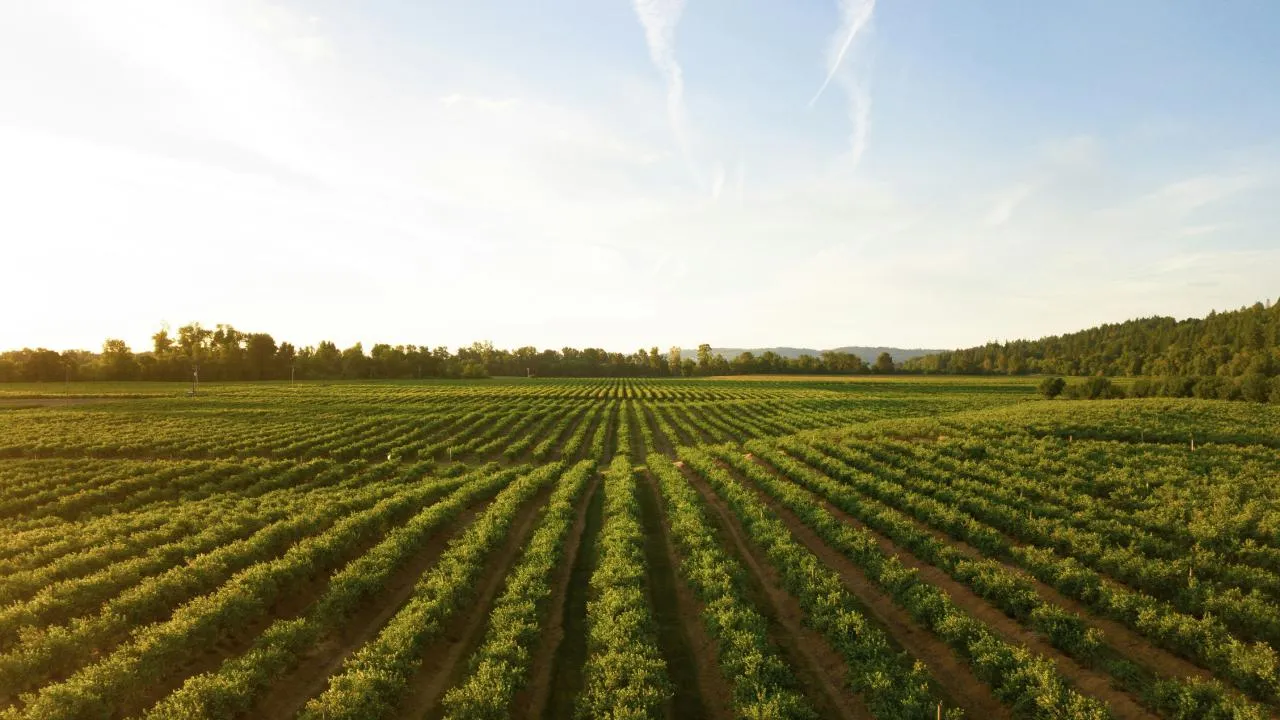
[1240,373,1271,403]
[1162,376,1197,398]
[1082,376,1113,400]
[1038,377,1066,399]
[1192,376,1227,400]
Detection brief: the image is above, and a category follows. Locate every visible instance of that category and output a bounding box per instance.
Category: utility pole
[290,362,296,386]
[191,360,199,396]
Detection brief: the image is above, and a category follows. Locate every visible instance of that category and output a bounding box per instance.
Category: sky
[2,0,1278,354]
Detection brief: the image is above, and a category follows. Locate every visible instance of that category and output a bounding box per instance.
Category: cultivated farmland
[1,378,1279,719]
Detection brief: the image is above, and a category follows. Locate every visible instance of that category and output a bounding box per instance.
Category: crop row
[575,454,672,717]
[0,469,472,719]
[145,463,537,718]
[750,439,1266,719]
[801,436,1280,707]
[678,448,948,719]
[646,456,815,718]
[440,460,596,719]
[297,462,566,719]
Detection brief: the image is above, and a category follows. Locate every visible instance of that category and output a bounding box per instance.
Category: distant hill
[901,301,1280,377]
[681,346,945,364]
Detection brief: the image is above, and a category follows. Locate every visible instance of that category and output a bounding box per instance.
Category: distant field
[709,373,1039,383]
[1,378,1277,719]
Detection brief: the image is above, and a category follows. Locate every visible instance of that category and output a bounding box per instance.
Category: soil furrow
[637,468,734,720]
[515,473,600,720]
[740,457,1159,720]
[721,457,1012,718]
[108,493,438,718]
[642,405,678,457]
[844,447,1243,691]
[533,474,604,720]
[677,464,871,720]
[847,473,1222,686]
[398,483,556,719]
[248,503,490,719]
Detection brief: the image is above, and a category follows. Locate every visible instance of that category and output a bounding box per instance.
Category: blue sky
[1,1,1277,353]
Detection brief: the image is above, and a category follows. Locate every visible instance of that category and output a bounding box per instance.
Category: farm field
[1,378,1279,719]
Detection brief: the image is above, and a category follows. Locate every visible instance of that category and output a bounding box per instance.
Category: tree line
[0,323,890,382]
[903,300,1280,378]
[1038,374,1280,404]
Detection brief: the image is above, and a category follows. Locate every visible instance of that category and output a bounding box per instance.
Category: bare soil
[250,504,489,718]
[527,476,604,720]
[866,483,1222,686]
[678,464,872,720]
[399,484,556,719]
[625,404,646,461]
[845,444,1233,689]
[740,456,1159,720]
[113,494,440,719]
[642,405,678,458]
[637,469,734,720]
[731,462,1013,719]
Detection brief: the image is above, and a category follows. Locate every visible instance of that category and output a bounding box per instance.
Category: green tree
[311,341,343,378]
[1240,373,1270,402]
[696,344,714,373]
[874,352,895,374]
[177,322,211,361]
[101,339,138,380]
[460,361,489,378]
[680,358,696,377]
[341,343,368,378]
[1038,376,1066,399]
[152,327,173,356]
[244,333,278,380]
[276,342,297,379]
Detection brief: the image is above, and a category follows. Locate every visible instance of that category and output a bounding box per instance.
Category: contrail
[809,0,875,108]
[848,82,870,167]
[632,0,701,186]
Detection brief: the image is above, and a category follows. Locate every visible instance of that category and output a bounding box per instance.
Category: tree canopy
[0,323,876,382]
[903,301,1280,378]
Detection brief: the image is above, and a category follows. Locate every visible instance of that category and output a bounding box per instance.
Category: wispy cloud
[735,156,746,208]
[985,182,1038,227]
[631,0,698,184]
[810,0,876,168]
[710,162,725,200]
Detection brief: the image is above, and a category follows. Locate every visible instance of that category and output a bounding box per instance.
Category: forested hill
[902,301,1280,377]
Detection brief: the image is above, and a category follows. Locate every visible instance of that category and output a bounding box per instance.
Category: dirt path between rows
[725,458,1011,718]
[656,405,702,447]
[642,405,678,458]
[678,464,871,720]
[250,503,490,718]
[625,404,646,461]
[399,484,556,719]
[524,476,604,720]
[831,446,1230,687]
[599,403,620,464]
[110,494,438,719]
[637,469,734,720]
[557,406,604,464]
[857,477,1223,687]
[740,456,1160,720]
[670,405,724,445]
